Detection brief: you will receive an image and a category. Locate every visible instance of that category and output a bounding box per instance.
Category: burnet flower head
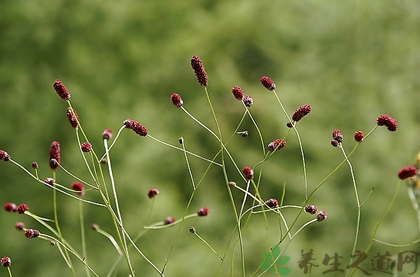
[191,56,208,87]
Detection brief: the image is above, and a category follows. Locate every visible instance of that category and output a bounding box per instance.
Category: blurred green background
[1,0,420,276]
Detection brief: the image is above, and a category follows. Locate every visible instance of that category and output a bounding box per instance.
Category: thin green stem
[204,86,245,276]
[193,230,223,261]
[40,233,100,277]
[52,171,75,276]
[340,144,362,277]
[79,201,90,277]
[103,139,134,276]
[350,180,402,277]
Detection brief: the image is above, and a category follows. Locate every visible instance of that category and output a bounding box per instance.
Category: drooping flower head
[66,107,80,128]
[44,178,55,186]
[398,166,418,180]
[317,211,328,222]
[0,150,10,162]
[171,93,183,107]
[15,222,25,231]
[260,76,276,91]
[53,80,71,101]
[49,141,60,171]
[331,140,339,147]
[147,188,159,199]
[71,182,85,196]
[197,207,209,217]
[292,104,312,122]
[304,205,318,215]
[123,119,148,137]
[232,86,244,100]
[265,199,279,208]
[164,216,176,225]
[376,114,397,131]
[191,56,208,87]
[4,203,16,212]
[268,139,286,152]
[25,229,40,239]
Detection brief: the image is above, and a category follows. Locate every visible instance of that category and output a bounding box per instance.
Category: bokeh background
[1,0,420,276]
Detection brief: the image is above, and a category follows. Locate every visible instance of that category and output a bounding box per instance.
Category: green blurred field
[1,0,420,276]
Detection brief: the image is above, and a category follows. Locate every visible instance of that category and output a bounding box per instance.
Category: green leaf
[277,266,292,276]
[277,255,291,265]
[260,261,272,270]
[271,245,281,257]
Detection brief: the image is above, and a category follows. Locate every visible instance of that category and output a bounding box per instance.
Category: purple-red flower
[102,129,113,140]
[17,204,28,214]
[25,229,40,239]
[4,203,16,212]
[243,166,254,180]
[91,224,99,231]
[44,178,55,186]
[15,222,25,231]
[268,139,286,152]
[265,199,279,208]
[124,119,148,137]
[147,188,159,199]
[292,104,312,122]
[376,115,398,131]
[304,205,318,215]
[49,141,60,171]
[191,56,208,87]
[332,129,343,143]
[331,140,339,147]
[317,211,327,222]
[232,86,244,100]
[66,107,79,128]
[354,131,364,143]
[164,216,176,225]
[53,80,71,101]
[81,142,92,153]
[71,182,85,196]
[260,76,276,91]
[0,150,10,162]
[243,95,253,108]
[197,207,209,217]
[171,93,183,107]
[1,257,11,268]
[398,166,418,180]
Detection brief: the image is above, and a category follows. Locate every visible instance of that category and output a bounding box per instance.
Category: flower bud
[53,80,71,101]
[243,166,254,180]
[147,188,159,199]
[171,93,183,107]
[398,166,418,180]
[260,76,276,91]
[1,257,11,268]
[197,207,209,217]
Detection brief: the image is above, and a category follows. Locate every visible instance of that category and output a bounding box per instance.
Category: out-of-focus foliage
[1,0,420,276]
